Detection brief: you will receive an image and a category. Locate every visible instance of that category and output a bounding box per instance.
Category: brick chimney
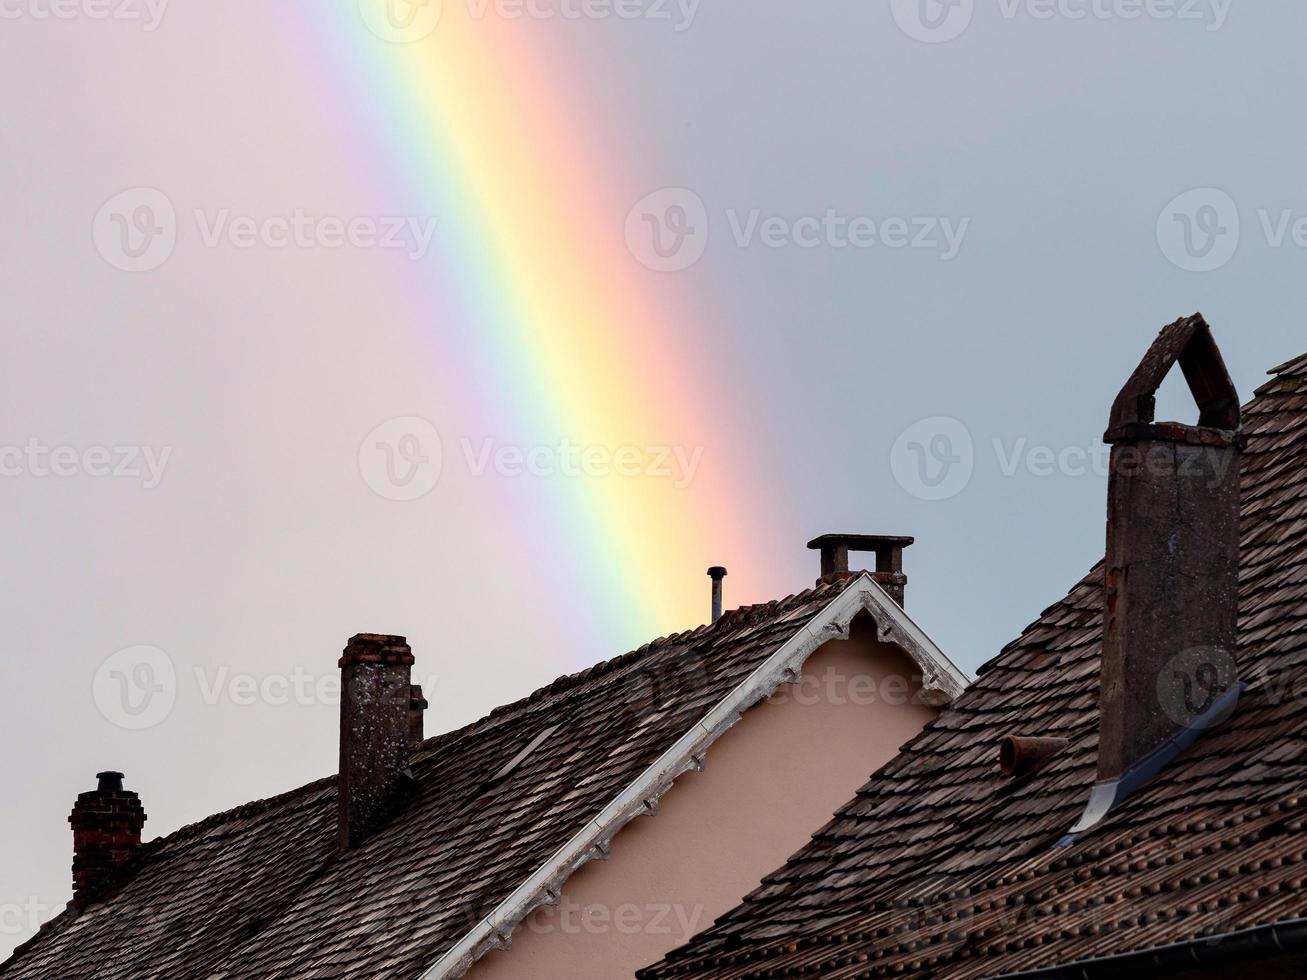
[1097,315,1242,784]
[338,633,418,852]
[806,534,913,605]
[69,771,146,909]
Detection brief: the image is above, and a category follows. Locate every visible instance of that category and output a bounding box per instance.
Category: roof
[640,349,1307,979]
[0,572,966,980]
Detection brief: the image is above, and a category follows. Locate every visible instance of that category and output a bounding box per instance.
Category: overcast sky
[3,0,1305,960]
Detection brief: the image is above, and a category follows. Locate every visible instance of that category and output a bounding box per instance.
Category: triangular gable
[422,574,967,978]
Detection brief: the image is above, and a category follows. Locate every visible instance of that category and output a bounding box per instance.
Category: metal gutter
[989,916,1307,979]
[419,574,968,979]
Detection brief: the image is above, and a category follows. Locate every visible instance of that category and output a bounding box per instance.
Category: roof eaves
[419,573,968,980]
[988,915,1307,979]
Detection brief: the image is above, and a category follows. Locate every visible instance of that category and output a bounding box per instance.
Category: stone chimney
[1096,315,1243,784]
[69,771,146,909]
[806,534,913,605]
[338,633,417,852]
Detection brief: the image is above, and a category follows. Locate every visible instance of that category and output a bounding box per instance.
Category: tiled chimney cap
[807,534,914,574]
[339,634,414,668]
[807,533,914,551]
[1105,313,1241,443]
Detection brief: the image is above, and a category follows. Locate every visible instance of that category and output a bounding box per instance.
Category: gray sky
[2,0,1303,960]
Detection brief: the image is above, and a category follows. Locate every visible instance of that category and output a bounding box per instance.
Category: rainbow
[310,0,776,655]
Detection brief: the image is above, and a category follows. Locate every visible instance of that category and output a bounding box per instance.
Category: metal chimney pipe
[707,566,727,623]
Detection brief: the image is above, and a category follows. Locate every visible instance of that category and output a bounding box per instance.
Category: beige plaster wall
[464,615,939,980]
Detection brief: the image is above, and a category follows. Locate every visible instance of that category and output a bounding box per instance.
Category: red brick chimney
[338,633,418,852]
[69,772,146,909]
[1097,315,1242,784]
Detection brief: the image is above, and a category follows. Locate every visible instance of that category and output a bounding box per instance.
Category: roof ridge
[1269,349,1307,377]
[1255,350,1307,396]
[468,577,850,727]
[145,774,336,851]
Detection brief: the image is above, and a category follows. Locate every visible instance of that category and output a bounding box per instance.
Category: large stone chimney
[69,771,146,909]
[338,633,418,852]
[1096,315,1243,786]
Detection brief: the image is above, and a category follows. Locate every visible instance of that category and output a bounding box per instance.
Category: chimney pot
[999,736,1069,779]
[806,534,914,605]
[339,633,417,852]
[69,772,146,909]
[707,566,727,623]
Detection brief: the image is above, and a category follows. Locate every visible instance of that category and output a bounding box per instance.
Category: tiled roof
[641,348,1307,979]
[0,574,961,980]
